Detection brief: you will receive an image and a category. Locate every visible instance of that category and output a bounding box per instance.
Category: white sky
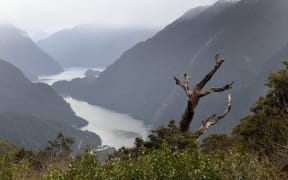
[0,0,218,33]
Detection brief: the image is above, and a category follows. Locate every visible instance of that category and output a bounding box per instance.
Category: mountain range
[0,59,100,152]
[52,0,288,135]
[38,25,156,68]
[0,24,63,80]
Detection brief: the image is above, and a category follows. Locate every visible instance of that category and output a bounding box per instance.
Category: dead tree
[174,54,233,136]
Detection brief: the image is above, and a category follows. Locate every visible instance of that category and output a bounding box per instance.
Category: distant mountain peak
[38,24,156,67]
[0,24,63,79]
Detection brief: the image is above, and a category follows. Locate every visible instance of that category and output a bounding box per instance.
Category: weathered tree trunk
[179,100,194,132]
[174,54,233,135]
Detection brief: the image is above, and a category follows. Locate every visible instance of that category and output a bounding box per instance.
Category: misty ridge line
[0,0,218,34]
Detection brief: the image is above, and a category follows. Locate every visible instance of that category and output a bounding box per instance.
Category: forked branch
[195,92,232,138]
[173,73,192,97]
[174,54,233,134]
[194,54,224,91]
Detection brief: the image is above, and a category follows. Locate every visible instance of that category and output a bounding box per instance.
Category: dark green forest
[1,60,288,179]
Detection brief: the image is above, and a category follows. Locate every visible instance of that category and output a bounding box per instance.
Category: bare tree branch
[173,73,192,97]
[195,92,232,138]
[174,54,232,133]
[194,54,224,91]
[199,81,234,97]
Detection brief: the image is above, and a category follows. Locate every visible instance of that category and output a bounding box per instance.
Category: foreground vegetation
[1,61,288,179]
[0,139,279,179]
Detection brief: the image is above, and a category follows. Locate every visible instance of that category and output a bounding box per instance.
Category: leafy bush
[111,120,198,160]
[233,62,288,173]
[44,142,278,180]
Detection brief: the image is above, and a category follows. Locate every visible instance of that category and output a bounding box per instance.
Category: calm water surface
[38,67,103,85]
[38,68,149,148]
[65,97,149,148]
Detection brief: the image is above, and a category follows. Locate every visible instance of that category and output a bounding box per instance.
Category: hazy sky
[0,0,218,32]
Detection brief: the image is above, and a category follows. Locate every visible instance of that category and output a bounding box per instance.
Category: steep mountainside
[0,59,100,151]
[0,24,63,80]
[0,112,99,151]
[244,43,288,100]
[55,0,288,134]
[38,25,156,67]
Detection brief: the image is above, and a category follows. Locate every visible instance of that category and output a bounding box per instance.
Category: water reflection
[65,97,150,149]
[38,67,103,85]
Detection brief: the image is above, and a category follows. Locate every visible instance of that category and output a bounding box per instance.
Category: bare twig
[199,81,234,97]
